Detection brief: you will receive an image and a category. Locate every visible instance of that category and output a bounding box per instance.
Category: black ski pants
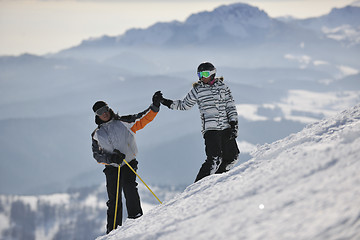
[195,128,240,182]
[103,160,143,234]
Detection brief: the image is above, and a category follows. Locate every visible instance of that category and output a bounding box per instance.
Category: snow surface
[97,104,360,240]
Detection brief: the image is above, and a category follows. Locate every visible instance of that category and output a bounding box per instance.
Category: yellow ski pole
[113,166,121,230]
[123,159,162,204]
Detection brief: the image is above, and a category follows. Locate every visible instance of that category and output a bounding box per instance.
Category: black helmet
[197,62,216,72]
[197,62,216,80]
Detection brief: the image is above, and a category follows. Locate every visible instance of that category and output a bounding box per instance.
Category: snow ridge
[98,104,360,240]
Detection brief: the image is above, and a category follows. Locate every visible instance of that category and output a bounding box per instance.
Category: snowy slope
[97,104,360,240]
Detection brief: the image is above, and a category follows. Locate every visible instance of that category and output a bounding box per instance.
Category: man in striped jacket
[91,91,162,234]
[161,62,240,182]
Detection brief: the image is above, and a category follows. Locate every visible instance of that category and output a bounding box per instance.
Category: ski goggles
[95,105,110,116]
[197,69,216,79]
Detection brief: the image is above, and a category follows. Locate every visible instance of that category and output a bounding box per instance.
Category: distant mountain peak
[63,2,275,50]
[185,2,271,28]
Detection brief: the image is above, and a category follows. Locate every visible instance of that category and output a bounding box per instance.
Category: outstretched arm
[121,91,161,134]
[161,88,197,111]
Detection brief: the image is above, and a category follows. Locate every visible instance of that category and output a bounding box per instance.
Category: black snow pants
[103,160,143,234]
[195,128,240,182]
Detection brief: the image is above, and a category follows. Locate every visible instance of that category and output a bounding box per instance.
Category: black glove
[152,91,163,108]
[161,97,173,109]
[229,121,238,140]
[110,149,125,165]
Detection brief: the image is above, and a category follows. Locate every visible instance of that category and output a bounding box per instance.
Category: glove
[160,97,173,109]
[152,91,163,108]
[110,149,125,165]
[229,121,238,140]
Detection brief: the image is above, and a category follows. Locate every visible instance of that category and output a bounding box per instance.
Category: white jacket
[170,78,238,134]
[91,105,158,167]
[93,119,138,165]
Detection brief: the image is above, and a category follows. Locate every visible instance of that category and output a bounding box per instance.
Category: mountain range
[56,2,360,71]
[61,3,360,49]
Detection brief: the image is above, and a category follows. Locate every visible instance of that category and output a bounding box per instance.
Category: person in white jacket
[91,91,162,234]
[161,62,240,182]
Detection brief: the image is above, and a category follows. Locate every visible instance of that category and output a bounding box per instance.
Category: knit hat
[92,101,107,113]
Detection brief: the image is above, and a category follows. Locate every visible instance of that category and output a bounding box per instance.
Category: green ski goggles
[197,69,216,79]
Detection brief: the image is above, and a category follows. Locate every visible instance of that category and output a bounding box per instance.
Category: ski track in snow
[97,104,360,240]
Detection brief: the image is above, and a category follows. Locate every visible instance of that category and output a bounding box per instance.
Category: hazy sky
[0,0,355,56]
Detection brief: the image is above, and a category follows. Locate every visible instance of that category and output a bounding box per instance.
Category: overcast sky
[0,0,355,56]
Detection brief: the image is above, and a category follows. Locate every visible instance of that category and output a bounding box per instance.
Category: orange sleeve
[130,109,158,133]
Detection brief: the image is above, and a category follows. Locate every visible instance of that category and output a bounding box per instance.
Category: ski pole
[113,166,121,230]
[123,159,162,204]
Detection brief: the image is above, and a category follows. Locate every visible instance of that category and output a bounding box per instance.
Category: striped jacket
[170,78,238,134]
[91,104,159,167]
